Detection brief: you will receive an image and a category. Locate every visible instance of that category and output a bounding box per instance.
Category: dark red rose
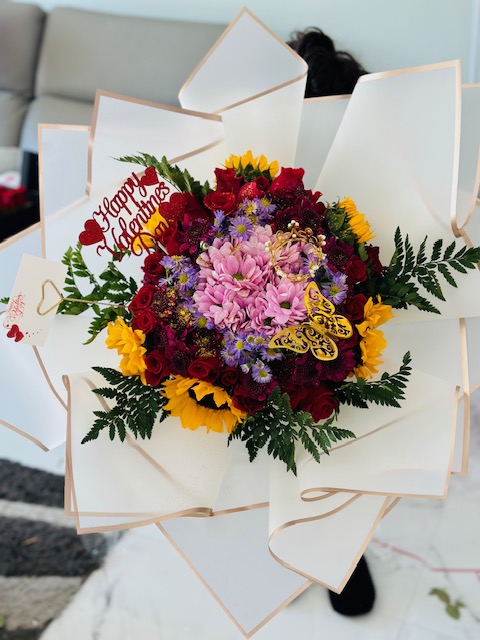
[232,387,268,414]
[144,349,171,385]
[269,167,305,194]
[342,293,367,322]
[365,245,383,275]
[203,191,237,214]
[214,168,243,196]
[131,310,156,334]
[218,366,241,388]
[282,382,309,409]
[129,284,156,312]
[298,384,339,422]
[160,225,185,256]
[346,255,368,284]
[145,370,165,387]
[187,357,221,382]
[232,375,276,414]
[142,253,165,284]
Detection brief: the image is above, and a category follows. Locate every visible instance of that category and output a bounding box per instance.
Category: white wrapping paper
[2,8,480,637]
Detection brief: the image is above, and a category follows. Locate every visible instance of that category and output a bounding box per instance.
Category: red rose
[269,167,305,194]
[342,293,367,322]
[187,357,221,382]
[283,383,308,410]
[203,191,237,214]
[232,387,268,414]
[160,225,185,256]
[346,255,368,284]
[232,376,276,414]
[214,168,243,196]
[142,253,165,284]
[131,310,156,334]
[145,348,171,381]
[219,366,241,388]
[145,370,165,387]
[299,384,339,422]
[129,284,156,312]
[365,245,383,275]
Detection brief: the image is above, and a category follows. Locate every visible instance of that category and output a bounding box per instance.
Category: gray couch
[0,2,226,172]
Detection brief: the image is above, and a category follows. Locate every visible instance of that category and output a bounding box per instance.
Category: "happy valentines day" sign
[79,167,171,258]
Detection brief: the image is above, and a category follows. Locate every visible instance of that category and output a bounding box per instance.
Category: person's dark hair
[288,28,367,97]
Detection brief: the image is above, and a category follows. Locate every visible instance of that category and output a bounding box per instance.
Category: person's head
[288,28,367,97]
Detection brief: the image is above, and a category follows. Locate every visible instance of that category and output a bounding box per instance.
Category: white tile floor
[1,403,479,639]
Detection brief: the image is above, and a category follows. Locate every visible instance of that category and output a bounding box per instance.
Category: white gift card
[3,254,67,346]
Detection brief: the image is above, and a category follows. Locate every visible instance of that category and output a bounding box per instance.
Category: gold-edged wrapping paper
[2,8,480,638]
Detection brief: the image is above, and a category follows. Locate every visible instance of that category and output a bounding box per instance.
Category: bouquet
[59,150,480,473]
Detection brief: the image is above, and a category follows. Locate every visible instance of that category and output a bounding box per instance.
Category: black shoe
[328,556,375,616]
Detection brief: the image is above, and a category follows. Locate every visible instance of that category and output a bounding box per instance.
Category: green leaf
[377,227,480,313]
[81,367,168,443]
[429,588,450,604]
[338,352,412,408]
[58,243,136,342]
[229,388,355,474]
[117,153,213,199]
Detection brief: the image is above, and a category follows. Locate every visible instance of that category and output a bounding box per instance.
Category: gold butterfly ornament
[268,282,352,360]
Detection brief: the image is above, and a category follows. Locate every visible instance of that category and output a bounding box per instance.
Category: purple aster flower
[212,210,226,233]
[251,361,272,384]
[321,269,348,305]
[256,197,276,223]
[176,263,198,292]
[221,333,250,366]
[229,214,253,241]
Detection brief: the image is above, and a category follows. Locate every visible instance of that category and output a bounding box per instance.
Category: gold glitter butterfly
[268,282,353,361]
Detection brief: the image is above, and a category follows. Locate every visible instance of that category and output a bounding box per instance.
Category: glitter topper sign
[79,167,172,258]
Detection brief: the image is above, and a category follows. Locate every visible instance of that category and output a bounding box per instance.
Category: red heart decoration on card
[7,324,24,342]
[141,166,159,186]
[79,219,104,246]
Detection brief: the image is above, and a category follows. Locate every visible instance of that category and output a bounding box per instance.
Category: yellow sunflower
[106,317,147,383]
[161,376,247,434]
[339,197,375,244]
[353,297,394,380]
[225,150,279,178]
[353,328,387,379]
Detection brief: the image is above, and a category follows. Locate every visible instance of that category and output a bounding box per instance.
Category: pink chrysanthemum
[264,278,308,328]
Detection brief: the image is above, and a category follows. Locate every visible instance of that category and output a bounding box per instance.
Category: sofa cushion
[20,95,94,153]
[0,2,45,96]
[0,91,29,147]
[35,8,226,105]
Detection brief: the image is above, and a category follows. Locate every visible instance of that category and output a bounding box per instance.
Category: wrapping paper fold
[2,8,480,638]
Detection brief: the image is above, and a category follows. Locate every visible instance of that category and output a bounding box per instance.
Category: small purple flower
[251,361,272,383]
[212,210,226,234]
[177,263,198,292]
[229,214,253,241]
[256,197,276,222]
[321,269,348,305]
[221,333,250,366]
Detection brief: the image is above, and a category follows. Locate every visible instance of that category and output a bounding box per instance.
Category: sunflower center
[187,388,229,411]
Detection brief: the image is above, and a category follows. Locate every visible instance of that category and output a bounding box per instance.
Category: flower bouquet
[60,150,480,475]
[2,8,480,637]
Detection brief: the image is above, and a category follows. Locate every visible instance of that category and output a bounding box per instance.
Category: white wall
[10,0,480,81]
